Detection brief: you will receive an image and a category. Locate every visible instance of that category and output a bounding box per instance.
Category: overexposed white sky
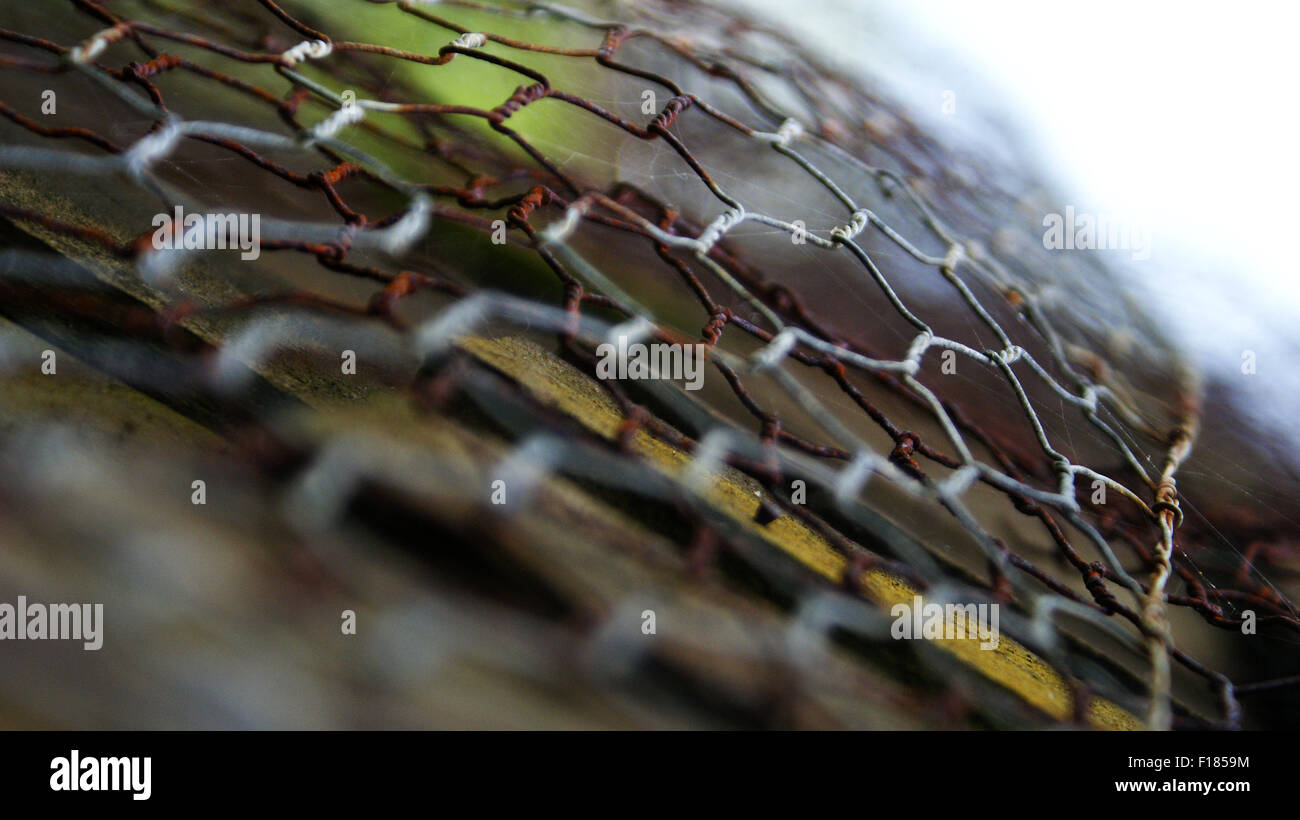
[873,1,1299,340]
[734,0,1300,447]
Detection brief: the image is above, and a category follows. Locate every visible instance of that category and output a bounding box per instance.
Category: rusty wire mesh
[0,0,1297,729]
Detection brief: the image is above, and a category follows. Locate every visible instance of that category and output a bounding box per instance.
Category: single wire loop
[281,39,333,66]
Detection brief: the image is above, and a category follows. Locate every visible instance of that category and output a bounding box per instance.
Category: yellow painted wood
[462,335,1143,730]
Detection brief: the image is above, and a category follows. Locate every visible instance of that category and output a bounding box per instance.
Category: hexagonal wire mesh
[0,0,1296,729]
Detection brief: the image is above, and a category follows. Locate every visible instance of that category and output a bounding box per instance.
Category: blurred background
[741,0,1300,453]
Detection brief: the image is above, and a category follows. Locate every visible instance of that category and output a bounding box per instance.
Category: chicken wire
[0,0,1295,730]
